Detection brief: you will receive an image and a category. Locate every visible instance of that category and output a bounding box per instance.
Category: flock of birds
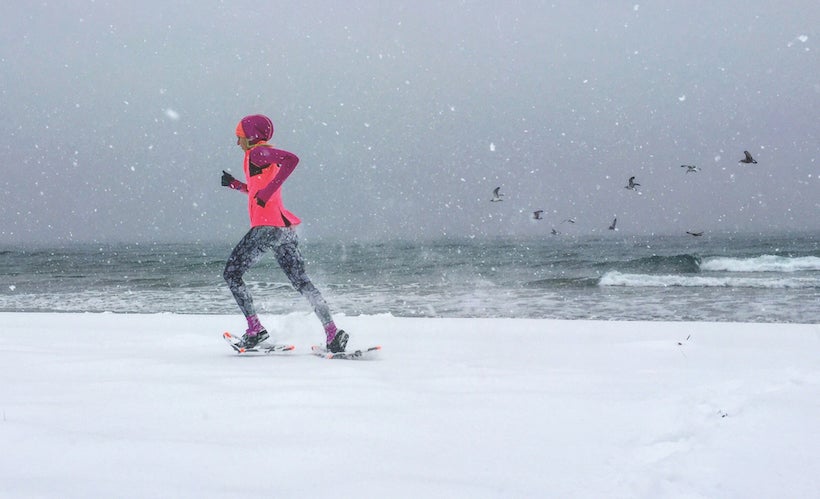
[490,150,759,236]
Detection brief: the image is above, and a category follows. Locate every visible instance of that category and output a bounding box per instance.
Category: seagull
[625,176,640,190]
[551,228,560,235]
[490,187,504,202]
[608,217,617,230]
[561,218,576,224]
[739,151,758,164]
[686,231,704,237]
[533,210,544,220]
[681,164,700,173]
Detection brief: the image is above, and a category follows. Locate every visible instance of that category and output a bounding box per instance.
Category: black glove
[221,170,237,187]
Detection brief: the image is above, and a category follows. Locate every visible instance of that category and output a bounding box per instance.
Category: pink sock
[324,322,337,342]
[246,315,263,336]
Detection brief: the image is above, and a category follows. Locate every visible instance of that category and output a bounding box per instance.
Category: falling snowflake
[787,34,809,48]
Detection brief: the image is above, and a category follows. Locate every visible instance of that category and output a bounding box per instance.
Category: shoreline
[1,310,817,326]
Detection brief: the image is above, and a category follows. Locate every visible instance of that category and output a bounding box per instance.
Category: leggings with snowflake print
[223,226,333,326]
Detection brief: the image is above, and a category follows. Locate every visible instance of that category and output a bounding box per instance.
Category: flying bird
[608,217,618,230]
[686,231,704,237]
[490,187,504,202]
[533,210,544,220]
[739,151,758,164]
[625,176,640,190]
[561,218,576,224]
[681,164,700,173]
[551,228,560,236]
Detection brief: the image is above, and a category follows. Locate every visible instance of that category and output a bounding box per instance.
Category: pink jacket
[241,144,301,228]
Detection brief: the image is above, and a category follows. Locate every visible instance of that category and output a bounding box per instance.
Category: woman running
[221,114,348,353]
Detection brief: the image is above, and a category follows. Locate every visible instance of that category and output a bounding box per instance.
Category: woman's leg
[223,227,274,319]
[273,229,334,327]
[274,228,347,351]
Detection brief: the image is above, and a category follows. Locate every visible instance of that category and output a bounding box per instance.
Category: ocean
[1,232,817,323]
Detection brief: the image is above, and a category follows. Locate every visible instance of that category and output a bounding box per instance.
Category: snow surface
[1,313,818,498]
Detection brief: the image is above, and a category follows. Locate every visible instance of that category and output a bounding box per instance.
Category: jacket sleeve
[255,150,299,204]
[230,179,249,193]
[222,170,248,193]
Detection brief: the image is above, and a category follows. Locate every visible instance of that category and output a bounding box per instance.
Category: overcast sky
[1,1,818,244]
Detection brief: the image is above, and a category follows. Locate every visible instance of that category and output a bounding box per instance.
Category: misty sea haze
[1,232,817,323]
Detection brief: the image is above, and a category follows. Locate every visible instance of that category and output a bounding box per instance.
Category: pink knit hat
[235,114,274,144]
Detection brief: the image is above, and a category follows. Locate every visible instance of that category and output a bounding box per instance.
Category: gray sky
[1,1,818,244]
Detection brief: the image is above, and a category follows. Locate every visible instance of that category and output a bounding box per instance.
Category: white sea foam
[599,271,818,289]
[700,255,820,273]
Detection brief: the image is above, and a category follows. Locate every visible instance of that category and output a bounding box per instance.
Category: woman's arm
[221,170,248,193]
[254,150,299,207]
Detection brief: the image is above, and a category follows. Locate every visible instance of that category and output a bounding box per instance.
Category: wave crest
[597,254,702,274]
[599,271,818,289]
[700,255,820,273]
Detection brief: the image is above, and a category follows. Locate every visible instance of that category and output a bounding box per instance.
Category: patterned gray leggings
[223,226,333,325]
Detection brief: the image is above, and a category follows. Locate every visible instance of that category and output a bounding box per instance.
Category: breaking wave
[700,255,820,273]
[596,254,702,274]
[599,271,818,289]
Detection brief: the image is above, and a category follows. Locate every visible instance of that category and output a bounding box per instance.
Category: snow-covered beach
[1,312,818,498]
